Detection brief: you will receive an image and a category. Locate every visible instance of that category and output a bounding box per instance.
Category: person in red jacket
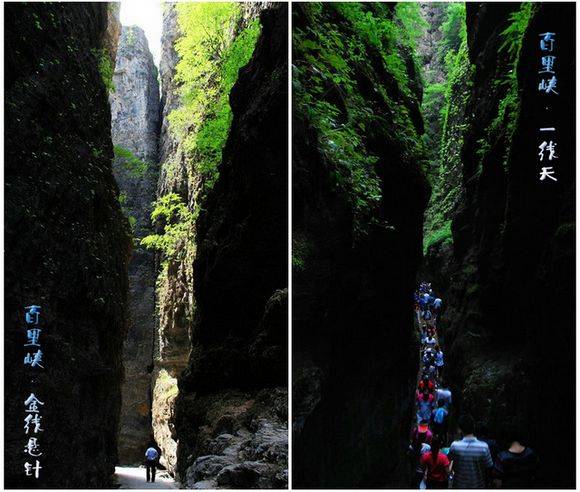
[418,378,435,394]
[420,436,451,489]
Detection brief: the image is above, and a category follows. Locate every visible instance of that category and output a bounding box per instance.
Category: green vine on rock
[141,193,197,259]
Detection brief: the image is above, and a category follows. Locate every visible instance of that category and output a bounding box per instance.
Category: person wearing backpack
[144,443,159,483]
[431,400,449,441]
[420,436,451,489]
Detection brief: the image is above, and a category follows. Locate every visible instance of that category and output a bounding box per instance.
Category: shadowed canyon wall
[110,25,160,465]
[150,3,193,474]
[292,3,429,487]
[150,4,288,486]
[424,3,575,487]
[173,5,288,488]
[5,3,129,488]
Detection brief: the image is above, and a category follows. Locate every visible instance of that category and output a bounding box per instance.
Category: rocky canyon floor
[114,467,178,489]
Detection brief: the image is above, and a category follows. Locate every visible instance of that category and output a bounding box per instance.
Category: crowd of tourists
[408,282,539,489]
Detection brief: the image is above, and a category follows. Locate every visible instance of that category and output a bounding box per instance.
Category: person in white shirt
[436,387,452,408]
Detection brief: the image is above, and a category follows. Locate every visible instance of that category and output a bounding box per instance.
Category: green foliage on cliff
[394,2,427,51]
[292,234,311,272]
[499,3,533,59]
[92,47,115,93]
[419,3,453,184]
[423,3,536,254]
[424,219,452,252]
[113,145,148,177]
[294,2,424,239]
[141,193,196,259]
[423,3,471,254]
[483,3,534,171]
[471,3,534,177]
[168,3,260,196]
[438,2,466,57]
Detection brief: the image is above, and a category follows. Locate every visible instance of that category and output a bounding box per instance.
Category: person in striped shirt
[448,415,493,488]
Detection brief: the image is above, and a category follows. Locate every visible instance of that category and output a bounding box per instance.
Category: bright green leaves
[113,145,149,177]
[294,2,424,241]
[394,2,428,51]
[92,47,115,93]
[486,2,536,171]
[439,2,467,60]
[424,219,452,254]
[168,3,260,198]
[141,193,197,259]
[499,3,534,59]
[423,3,471,254]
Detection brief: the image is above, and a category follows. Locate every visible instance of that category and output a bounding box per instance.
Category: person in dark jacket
[493,429,539,488]
[144,442,160,483]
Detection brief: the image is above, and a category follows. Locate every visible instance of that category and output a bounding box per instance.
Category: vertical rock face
[417,3,446,84]
[151,4,192,474]
[103,3,122,65]
[110,25,160,465]
[417,2,448,186]
[158,4,188,198]
[4,3,129,488]
[425,3,575,487]
[173,5,289,488]
[292,4,429,488]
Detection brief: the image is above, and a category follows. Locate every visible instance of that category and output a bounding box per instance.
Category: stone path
[413,284,450,489]
[114,466,178,489]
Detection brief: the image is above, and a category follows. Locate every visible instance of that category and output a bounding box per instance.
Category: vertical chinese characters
[23,305,44,479]
[537,32,559,182]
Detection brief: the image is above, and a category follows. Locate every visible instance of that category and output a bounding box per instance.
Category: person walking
[424,334,437,348]
[432,297,442,317]
[417,391,435,423]
[448,415,493,488]
[478,424,499,464]
[493,430,539,488]
[420,436,451,489]
[409,421,433,488]
[434,346,444,378]
[419,377,435,394]
[144,444,159,483]
[423,349,436,375]
[423,363,438,382]
[431,400,449,441]
[435,387,452,409]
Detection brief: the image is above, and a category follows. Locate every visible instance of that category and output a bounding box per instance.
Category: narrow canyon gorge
[6,2,288,489]
[293,1,574,488]
[110,23,160,466]
[3,1,574,490]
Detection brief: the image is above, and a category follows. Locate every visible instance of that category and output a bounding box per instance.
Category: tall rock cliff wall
[152,5,288,485]
[151,4,192,474]
[292,3,429,487]
[110,25,160,465]
[171,5,288,488]
[4,3,129,487]
[425,3,575,487]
